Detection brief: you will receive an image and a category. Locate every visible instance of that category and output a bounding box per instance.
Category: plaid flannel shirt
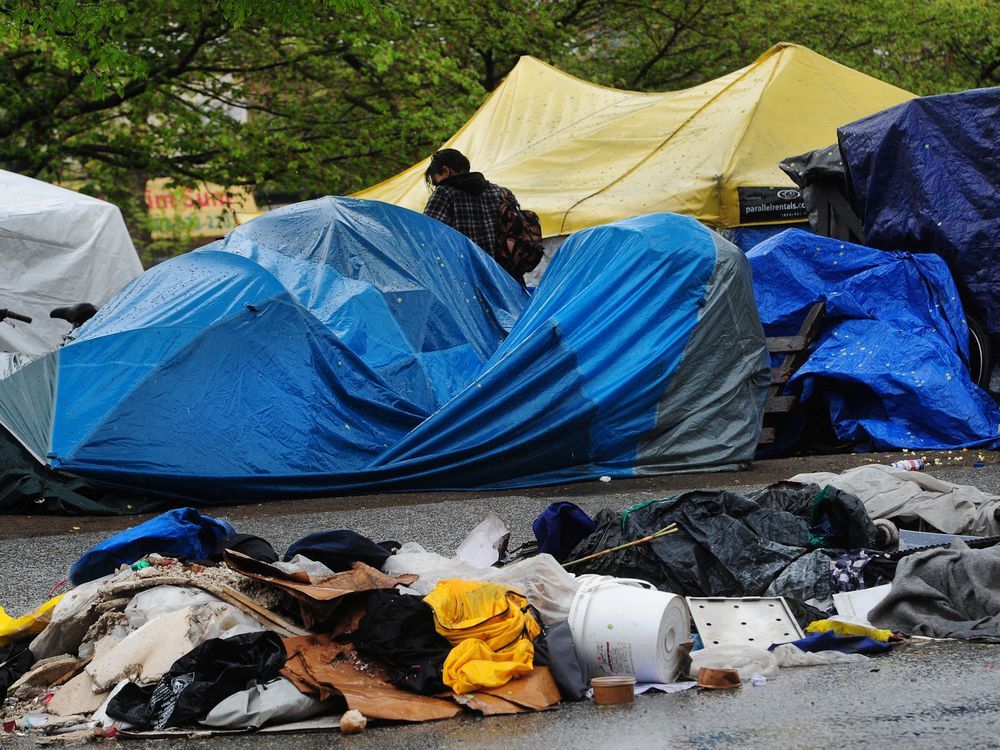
[424,180,506,255]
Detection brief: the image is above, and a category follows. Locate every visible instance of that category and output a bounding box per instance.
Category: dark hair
[424,148,471,186]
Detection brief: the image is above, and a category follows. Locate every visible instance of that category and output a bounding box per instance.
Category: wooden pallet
[758,301,826,445]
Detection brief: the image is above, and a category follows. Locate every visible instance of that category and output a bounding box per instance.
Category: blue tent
[838,88,1000,337]
[749,228,1000,450]
[722,222,810,253]
[0,199,768,503]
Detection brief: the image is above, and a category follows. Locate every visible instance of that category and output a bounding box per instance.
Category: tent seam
[716,48,787,221]
[557,48,782,233]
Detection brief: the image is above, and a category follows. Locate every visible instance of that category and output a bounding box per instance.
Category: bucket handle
[612,577,657,591]
[577,575,657,595]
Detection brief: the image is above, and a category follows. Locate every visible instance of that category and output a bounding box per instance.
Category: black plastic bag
[567,483,877,598]
[564,508,661,582]
[0,640,34,702]
[624,490,807,596]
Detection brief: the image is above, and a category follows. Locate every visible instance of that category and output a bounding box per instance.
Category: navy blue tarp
[724,222,810,253]
[838,88,1000,336]
[70,508,233,584]
[0,200,768,503]
[749,229,1000,450]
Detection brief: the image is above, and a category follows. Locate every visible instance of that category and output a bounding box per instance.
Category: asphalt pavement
[2,455,999,748]
[155,640,1000,749]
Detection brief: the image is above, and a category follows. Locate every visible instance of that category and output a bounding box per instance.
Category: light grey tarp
[792,464,1000,537]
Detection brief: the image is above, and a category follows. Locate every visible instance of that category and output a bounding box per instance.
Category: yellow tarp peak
[355,43,914,233]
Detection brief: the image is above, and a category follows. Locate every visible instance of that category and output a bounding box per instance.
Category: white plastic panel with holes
[685,597,805,648]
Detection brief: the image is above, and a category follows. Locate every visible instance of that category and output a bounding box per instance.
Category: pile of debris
[2,465,999,742]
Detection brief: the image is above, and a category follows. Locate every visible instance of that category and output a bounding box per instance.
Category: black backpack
[495,188,544,284]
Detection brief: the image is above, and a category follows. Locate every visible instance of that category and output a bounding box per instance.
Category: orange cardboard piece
[281,635,461,723]
[225,551,416,602]
[226,552,416,629]
[453,692,526,715]
[280,635,354,702]
[479,666,560,710]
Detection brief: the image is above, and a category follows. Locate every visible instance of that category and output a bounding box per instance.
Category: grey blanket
[869,541,1000,640]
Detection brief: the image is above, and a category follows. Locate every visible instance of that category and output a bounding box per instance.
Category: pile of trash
[2,465,1000,741]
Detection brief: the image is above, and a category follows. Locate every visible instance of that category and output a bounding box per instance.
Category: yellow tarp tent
[356,43,914,235]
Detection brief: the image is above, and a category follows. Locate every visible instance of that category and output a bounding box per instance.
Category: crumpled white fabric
[791,464,1000,536]
[124,585,220,631]
[771,643,869,667]
[272,554,337,580]
[383,543,581,624]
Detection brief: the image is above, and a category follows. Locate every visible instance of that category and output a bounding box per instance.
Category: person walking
[424,148,543,285]
[423,148,506,254]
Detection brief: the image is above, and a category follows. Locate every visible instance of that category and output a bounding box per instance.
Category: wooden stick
[562,524,678,568]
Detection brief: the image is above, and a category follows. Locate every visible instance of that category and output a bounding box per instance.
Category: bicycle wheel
[967,315,992,388]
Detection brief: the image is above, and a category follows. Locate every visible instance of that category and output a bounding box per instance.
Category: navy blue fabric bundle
[771,630,891,655]
[283,530,392,572]
[532,502,596,562]
[839,88,1000,336]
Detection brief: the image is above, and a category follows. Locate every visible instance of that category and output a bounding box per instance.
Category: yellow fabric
[424,580,540,694]
[805,619,893,643]
[424,580,541,647]
[442,638,535,695]
[0,595,62,648]
[355,43,914,233]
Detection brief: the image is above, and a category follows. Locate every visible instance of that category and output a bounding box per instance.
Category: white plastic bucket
[568,577,690,683]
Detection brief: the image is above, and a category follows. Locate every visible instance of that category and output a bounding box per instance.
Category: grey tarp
[201,678,330,730]
[635,232,770,473]
[868,541,1000,641]
[0,354,56,463]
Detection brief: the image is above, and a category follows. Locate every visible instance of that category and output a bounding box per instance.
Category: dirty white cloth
[771,643,868,667]
[124,586,220,631]
[86,603,263,691]
[790,464,1000,536]
[384,543,581,624]
[272,555,337,580]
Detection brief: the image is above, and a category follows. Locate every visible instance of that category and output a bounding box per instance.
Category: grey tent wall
[0,350,58,464]
[634,231,769,473]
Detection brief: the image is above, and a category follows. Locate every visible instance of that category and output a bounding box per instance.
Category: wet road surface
[2,454,999,748]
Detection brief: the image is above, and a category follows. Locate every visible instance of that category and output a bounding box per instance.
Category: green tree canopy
[1,0,994,258]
